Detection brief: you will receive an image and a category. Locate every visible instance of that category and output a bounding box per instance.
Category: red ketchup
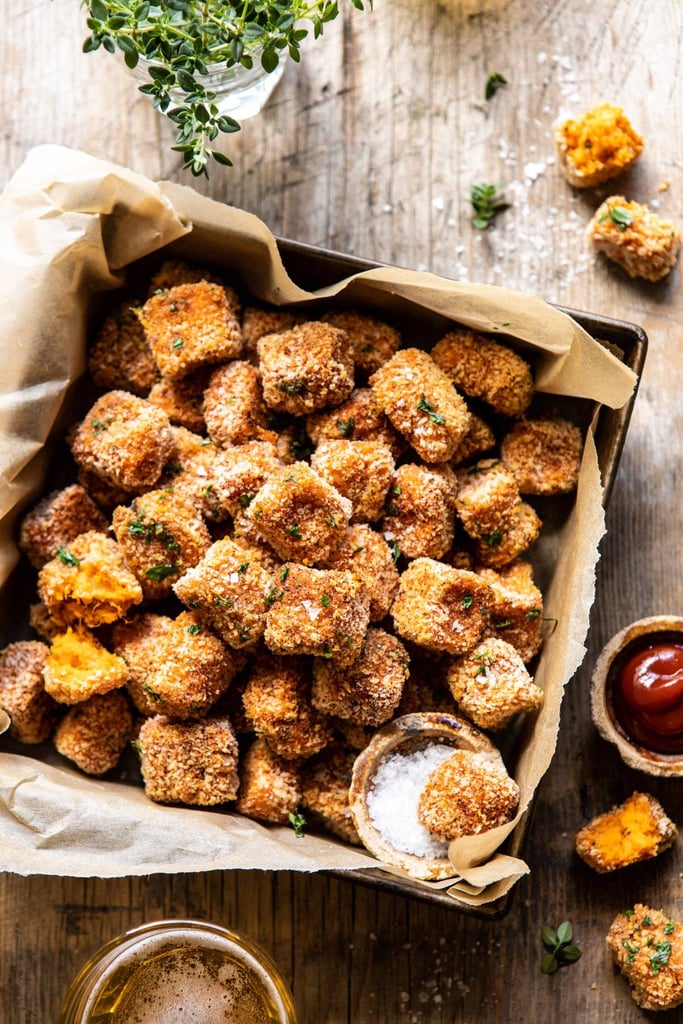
[613,641,683,754]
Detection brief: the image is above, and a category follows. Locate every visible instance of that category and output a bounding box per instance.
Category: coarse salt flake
[301,599,321,622]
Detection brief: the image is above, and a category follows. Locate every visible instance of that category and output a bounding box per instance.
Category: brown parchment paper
[0,145,636,905]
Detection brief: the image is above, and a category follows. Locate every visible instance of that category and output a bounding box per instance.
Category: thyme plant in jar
[82,0,371,176]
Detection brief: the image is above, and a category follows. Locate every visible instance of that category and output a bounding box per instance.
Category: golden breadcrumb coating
[300,742,361,844]
[575,792,677,873]
[77,465,133,513]
[43,626,129,705]
[264,563,370,666]
[472,501,542,568]
[37,530,143,628]
[383,462,458,561]
[391,558,494,655]
[110,612,176,715]
[246,461,351,566]
[501,418,582,495]
[321,309,401,376]
[19,484,108,570]
[369,347,471,463]
[306,387,404,457]
[0,640,58,743]
[158,426,232,522]
[137,280,242,380]
[450,413,497,466]
[607,905,683,1012]
[139,611,237,719]
[173,536,273,649]
[242,653,333,759]
[147,367,211,434]
[208,439,282,520]
[28,602,62,642]
[321,523,400,622]
[236,737,302,824]
[257,321,355,414]
[112,487,211,600]
[311,439,395,522]
[555,103,643,188]
[588,195,681,282]
[312,628,409,726]
[446,637,543,729]
[455,458,521,542]
[147,260,240,314]
[417,748,520,840]
[88,298,160,395]
[203,360,275,447]
[431,329,534,418]
[70,391,175,492]
[137,713,240,805]
[478,560,544,663]
[241,305,306,361]
[54,689,133,775]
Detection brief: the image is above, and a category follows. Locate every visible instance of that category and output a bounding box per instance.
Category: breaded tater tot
[43,626,129,705]
[242,654,333,759]
[312,628,409,726]
[607,904,683,1012]
[112,487,211,600]
[300,741,361,844]
[0,640,58,743]
[241,305,306,362]
[446,637,543,729]
[209,440,283,519]
[455,458,521,542]
[478,560,544,663]
[321,523,400,622]
[247,461,351,565]
[500,417,582,495]
[88,298,160,396]
[430,329,534,418]
[471,501,542,569]
[110,612,175,715]
[383,462,458,561]
[37,531,143,628]
[306,387,404,457]
[236,737,302,824]
[158,426,231,522]
[70,391,175,492]
[310,440,395,523]
[147,367,212,435]
[137,713,240,806]
[449,413,497,467]
[264,564,370,666]
[19,484,108,569]
[369,348,471,463]
[391,558,494,654]
[258,321,354,415]
[417,749,520,840]
[137,280,242,380]
[147,260,240,314]
[28,602,62,642]
[174,537,273,650]
[321,308,401,376]
[54,689,134,775]
[203,360,275,447]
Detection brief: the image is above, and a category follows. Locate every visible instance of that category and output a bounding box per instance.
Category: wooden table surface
[2,1,683,1021]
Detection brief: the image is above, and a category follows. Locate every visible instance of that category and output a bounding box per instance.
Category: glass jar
[58,919,297,1023]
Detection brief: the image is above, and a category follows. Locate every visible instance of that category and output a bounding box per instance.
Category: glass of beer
[57,919,297,1023]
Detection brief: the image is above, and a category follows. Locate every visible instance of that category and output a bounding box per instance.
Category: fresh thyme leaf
[541,920,582,974]
[56,545,80,567]
[417,393,446,425]
[469,183,510,229]
[599,203,634,230]
[285,523,302,539]
[288,810,306,838]
[485,71,508,101]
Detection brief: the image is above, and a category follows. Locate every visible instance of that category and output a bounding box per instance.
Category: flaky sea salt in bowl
[349,712,513,881]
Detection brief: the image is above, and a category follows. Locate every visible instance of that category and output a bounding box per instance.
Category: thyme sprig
[541,921,582,974]
[469,183,510,230]
[82,0,371,177]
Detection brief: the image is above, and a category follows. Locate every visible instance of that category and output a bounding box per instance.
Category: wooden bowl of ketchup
[591,616,683,776]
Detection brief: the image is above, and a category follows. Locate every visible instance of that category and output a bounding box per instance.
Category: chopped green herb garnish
[280,566,289,583]
[336,417,356,438]
[278,378,307,396]
[56,545,80,567]
[172,336,185,348]
[237,562,249,575]
[461,595,474,609]
[485,71,508,100]
[239,492,256,508]
[285,524,302,539]
[650,941,672,974]
[390,541,401,564]
[321,593,330,608]
[163,460,183,477]
[484,529,503,547]
[186,623,202,635]
[288,810,306,839]
[142,682,163,703]
[92,418,108,433]
[265,587,284,608]
[600,203,633,231]
[146,562,179,582]
[417,393,446,426]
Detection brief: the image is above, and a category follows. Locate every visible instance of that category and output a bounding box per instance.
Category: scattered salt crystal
[382,203,393,213]
[228,572,242,583]
[366,744,456,858]
[301,600,321,621]
[432,196,445,211]
[524,161,547,184]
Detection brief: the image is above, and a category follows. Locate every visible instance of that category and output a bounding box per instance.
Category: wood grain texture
[2,1,683,1021]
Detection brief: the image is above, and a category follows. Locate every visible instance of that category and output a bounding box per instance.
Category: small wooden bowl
[348,712,509,881]
[591,615,683,777]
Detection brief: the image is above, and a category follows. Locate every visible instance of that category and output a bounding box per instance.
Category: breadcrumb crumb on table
[501,418,582,495]
[137,714,240,806]
[369,347,471,463]
[54,689,133,775]
[43,626,129,705]
[555,103,644,188]
[18,484,108,570]
[257,321,355,415]
[312,627,409,726]
[607,904,683,1012]
[242,653,333,759]
[0,640,58,743]
[236,737,302,824]
[446,636,543,730]
[588,196,682,282]
[575,792,677,873]
[430,329,534,418]
[417,748,520,840]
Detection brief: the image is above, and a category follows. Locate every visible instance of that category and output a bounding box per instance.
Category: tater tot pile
[0,257,584,861]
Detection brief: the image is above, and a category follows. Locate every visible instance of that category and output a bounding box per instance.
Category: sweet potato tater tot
[446,637,543,729]
[210,440,282,519]
[455,458,521,542]
[312,628,409,726]
[417,749,520,840]
[19,484,108,569]
[203,360,274,447]
[137,713,240,805]
[54,689,133,775]
[500,417,582,495]
[110,612,175,715]
[478,560,544,663]
[88,298,160,396]
[258,321,354,415]
[241,305,306,361]
[383,462,457,561]
[147,367,212,435]
[137,280,242,379]
[236,737,302,824]
[369,348,471,463]
[70,391,175,492]
[321,308,401,376]
[0,640,58,743]
[306,387,404,457]
[43,626,129,705]
[471,501,542,569]
[310,440,395,522]
[321,523,400,622]
[300,742,362,844]
[431,329,534,418]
